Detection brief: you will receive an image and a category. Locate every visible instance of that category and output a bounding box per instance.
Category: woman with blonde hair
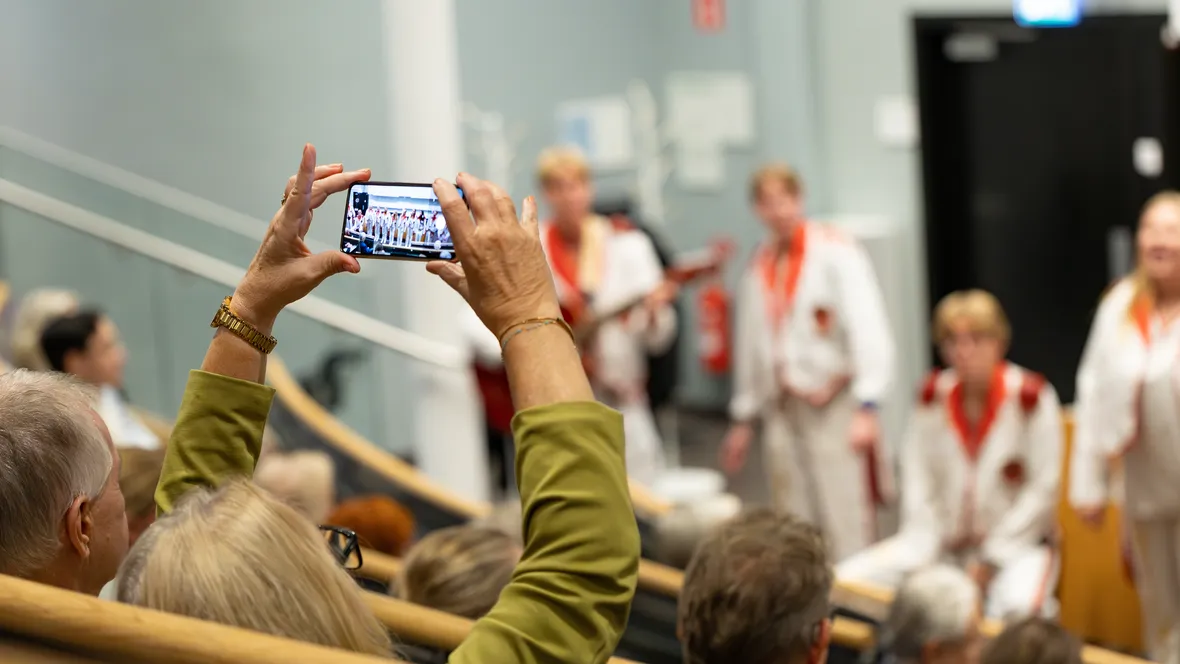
[117,480,392,655]
[8,288,78,371]
[397,525,520,619]
[1071,191,1180,662]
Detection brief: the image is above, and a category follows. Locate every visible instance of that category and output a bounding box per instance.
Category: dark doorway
[915,14,1180,402]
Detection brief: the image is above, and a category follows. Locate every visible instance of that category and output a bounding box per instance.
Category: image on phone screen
[340,182,461,261]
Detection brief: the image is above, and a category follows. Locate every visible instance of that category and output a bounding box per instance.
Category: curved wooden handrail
[0,636,104,663]
[360,556,872,653]
[267,354,489,519]
[0,573,402,664]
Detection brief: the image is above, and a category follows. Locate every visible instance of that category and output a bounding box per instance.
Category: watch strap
[210,296,277,354]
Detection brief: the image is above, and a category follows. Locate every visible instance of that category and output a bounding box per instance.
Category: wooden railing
[0,574,403,664]
[361,591,646,664]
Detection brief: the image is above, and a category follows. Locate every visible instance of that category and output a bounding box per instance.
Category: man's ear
[809,618,832,664]
[64,495,93,559]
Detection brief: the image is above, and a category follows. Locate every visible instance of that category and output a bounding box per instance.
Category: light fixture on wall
[1013,0,1082,28]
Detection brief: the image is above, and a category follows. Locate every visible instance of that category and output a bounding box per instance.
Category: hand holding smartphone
[339,181,463,261]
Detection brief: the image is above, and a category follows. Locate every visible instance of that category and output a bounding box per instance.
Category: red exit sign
[693,0,725,33]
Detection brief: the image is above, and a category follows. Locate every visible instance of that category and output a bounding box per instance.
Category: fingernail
[332,163,343,168]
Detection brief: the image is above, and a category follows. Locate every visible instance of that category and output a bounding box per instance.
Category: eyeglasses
[319,525,363,571]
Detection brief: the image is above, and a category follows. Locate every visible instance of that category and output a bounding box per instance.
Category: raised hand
[233,145,370,326]
[427,173,561,338]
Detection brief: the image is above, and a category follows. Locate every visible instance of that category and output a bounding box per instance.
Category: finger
[310,169,371,210]
[425,260,469,299]
[434,178,475,253]
[283,144,316,215]
[458,172,500,226]
[285,164,342,198]
[486,182,518,225]
[521,195,540,236]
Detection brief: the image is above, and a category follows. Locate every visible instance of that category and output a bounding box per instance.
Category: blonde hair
[1128,190,1180,317]
[749,162,804,202]
[474,500,523,546]
[932,289,1011,346]
[397,525,520,619]
[253,450,336,524]
[117,480,391,655]
[9,289,79,371]
[536,145,590,187]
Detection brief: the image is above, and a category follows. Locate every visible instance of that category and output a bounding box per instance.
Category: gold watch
[210,296,278,354]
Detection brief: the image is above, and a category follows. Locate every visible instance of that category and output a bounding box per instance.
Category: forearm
[502,323,593,410]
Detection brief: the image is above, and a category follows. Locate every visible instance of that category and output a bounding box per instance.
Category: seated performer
[838,290,1062,620]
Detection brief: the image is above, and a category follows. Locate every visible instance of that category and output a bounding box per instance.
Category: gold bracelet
[497,317,576,352]
[210,296,278,354]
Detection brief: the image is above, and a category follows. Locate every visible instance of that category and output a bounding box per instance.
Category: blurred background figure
[6,288,78,371]
[253,450,337,525]
[1071,192,1180,662]
[870,565,984,664]
[326,494,416,557]
[981,617,1083,664]
[40,308,161,450]
[721,164,895,562]
[840,290,1062,620]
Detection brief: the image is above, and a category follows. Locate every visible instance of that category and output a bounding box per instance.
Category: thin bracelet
[497,317,576,352]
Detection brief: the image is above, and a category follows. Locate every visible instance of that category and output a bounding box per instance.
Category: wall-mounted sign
[1014,0,1082,28]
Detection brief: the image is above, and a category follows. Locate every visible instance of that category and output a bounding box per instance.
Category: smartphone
[340,181,461,261]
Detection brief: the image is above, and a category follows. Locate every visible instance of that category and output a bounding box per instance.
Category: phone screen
[340,182,461,261]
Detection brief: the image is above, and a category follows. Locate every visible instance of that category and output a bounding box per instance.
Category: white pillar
[379,0,489,503]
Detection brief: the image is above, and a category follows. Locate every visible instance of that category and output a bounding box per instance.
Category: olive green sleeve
[154,370,275,516]
[450,401,641,664]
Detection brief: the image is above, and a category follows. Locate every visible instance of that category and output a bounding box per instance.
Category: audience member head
[326,495,416,557]
[397,525,520,620]
[750,163,805,241]
[678,509,832,664]
[981,617,1082,664]
[40,310,127,389]
[0,370,127,594]
[536,146,593,233]
[932,290,1010,388]
[1136,190,1180,296]
[10,288,79,371]
[252,450,336,525]
[117,480,391,655]
[118,447,165,546]
[877,565,983,664]
[654,495,742,569]
[474,500,523,545]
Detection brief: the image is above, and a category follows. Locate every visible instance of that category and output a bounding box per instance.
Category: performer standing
[720,163,894,561]
[536,147,677,484]
[838,290,1061,619]
[1071,191,1180,663]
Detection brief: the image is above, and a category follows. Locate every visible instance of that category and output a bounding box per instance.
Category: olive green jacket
[155,370,639,664]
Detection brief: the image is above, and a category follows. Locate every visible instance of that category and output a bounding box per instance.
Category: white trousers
[762,392,875,562]
[1130,517,1180,663]
[619,400,667,487]
[836,535,1059,620]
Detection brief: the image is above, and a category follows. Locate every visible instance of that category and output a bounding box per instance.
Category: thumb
[522,195,540,236]
[306,250,359,283]
[426,261,469,299]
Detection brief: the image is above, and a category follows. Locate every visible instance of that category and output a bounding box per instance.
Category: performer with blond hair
[839,290,1062,619]
[720,163,894,561]
[1071,191,1180,662]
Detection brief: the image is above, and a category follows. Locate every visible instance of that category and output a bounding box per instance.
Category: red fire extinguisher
[698,276,731,375]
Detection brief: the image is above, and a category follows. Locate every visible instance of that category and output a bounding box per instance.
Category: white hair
[8,289,80,371]
[878,564,980,663]
[0,370,110,577]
